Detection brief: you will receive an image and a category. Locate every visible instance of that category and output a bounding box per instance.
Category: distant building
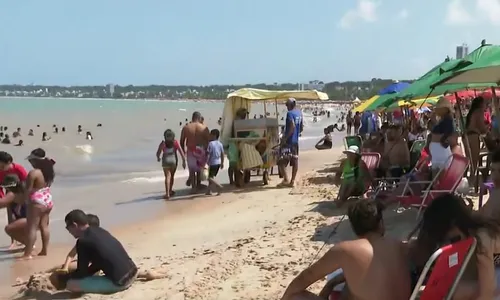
[299,80,325,91]
[106,84,115,97]
[456,44,469,59]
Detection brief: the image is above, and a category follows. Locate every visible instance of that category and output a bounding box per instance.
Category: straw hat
[435,96,454,114]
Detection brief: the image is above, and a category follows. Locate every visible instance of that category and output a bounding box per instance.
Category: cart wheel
[244,170,251,184]
[263,170,269,185]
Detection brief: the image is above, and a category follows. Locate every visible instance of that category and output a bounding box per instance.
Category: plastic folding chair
[344,135,362,150]
[396,154,469,219]
[410,237,477,300]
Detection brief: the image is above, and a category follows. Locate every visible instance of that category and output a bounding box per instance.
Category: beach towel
[187,146,206,172]
[240,143,263,169]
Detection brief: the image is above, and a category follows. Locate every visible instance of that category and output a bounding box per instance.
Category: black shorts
[208,165,220,178]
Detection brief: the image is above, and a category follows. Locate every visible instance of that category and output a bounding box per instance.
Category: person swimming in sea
[12,128,21,138]
[28,129,34,136]
[1,134,11,144]
[15,140,23,147]
[77,125,82,134]
[42,132,51,141]
[54,127,59,134]
[86,131,93,140]
[97,123,102,127]
[61,127,65,132]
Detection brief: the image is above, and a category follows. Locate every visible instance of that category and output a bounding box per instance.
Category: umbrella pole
[492,87,499,136]
[417,89,434,110]
[455,92,473,178]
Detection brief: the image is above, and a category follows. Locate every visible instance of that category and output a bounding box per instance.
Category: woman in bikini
[465,96,487,185]
[22,148,55,259]
[407,193,500,299]
[156,129,186,200]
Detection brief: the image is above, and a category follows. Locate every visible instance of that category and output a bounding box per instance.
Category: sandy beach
[6,145,430,300]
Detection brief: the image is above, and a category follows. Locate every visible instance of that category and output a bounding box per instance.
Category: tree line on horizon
[0,78,414,100]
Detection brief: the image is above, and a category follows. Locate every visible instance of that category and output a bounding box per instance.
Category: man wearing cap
[278,98,303,187]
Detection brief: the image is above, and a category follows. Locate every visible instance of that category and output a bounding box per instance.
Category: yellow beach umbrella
[353,95,379,113]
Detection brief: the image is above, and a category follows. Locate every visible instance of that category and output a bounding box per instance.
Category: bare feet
[205,191,212,196]
[38,249,48,256]
[163,194,170,201]
[17,254,33,260]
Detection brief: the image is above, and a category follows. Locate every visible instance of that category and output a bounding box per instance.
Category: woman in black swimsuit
[407,193,500,299]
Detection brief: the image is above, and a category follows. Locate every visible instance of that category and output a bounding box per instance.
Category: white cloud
[445,0,474,26]
[339,0,379,29]
[396,9,409,20]
[476,0,500,26]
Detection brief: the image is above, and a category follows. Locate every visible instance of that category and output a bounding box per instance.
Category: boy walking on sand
[206,129,224,195]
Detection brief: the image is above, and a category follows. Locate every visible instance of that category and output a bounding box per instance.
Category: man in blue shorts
[278,98,303,188]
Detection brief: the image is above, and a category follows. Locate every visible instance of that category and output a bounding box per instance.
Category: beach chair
[410,139,426,169]
[410,237,477,300]
[360,152,380,177]
[344,135,362,150]
[396,154,469,219]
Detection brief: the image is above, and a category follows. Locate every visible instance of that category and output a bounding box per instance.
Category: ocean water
[0,97,349,285]
[0,97,348,185]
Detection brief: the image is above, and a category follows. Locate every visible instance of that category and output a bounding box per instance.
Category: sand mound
[18,273,57,297]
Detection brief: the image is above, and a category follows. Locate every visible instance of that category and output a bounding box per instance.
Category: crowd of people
[280,94,500,299]
[0,124,97,145]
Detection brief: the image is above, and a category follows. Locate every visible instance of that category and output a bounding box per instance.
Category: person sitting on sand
[181,112,209,191]
[60,209,138,294]
[0,174,28,248]
[333,146,370,207]
[156,129,186,200]
[281,199,411,300]
[315,128,332,150]
[22,148,56,259]
[60,213,100,272]
[42,132,51,141]
[28,129,34,136]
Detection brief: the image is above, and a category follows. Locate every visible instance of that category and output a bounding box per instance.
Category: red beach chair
[396,154,469,219]
[410,237,477,300]
[360,152,381,192]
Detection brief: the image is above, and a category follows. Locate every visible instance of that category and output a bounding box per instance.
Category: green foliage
[0,78,413,100]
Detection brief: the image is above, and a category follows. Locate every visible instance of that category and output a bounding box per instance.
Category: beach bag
[199,165,209,182]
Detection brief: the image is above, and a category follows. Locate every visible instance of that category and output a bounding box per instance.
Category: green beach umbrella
[363,59,464,111]
[432,44,500,86]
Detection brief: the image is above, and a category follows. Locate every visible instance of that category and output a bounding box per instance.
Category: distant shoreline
[0,96,226,102]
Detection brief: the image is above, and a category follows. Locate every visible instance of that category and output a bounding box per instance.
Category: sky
[1,0,500,86]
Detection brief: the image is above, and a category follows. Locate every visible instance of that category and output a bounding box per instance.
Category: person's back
[78,226,136,284]
[183,121,209,149]
[340,237,410,300]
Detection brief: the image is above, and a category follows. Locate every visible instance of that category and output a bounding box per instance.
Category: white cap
[343,145,360,155]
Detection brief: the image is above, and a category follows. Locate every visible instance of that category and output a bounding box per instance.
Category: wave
[122,169,190,184]
[74,144,93,155]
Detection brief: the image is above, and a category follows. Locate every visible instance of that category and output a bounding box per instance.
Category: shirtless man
[380,124,410,178]
[180,112,210,190]
[281,200,411,300]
